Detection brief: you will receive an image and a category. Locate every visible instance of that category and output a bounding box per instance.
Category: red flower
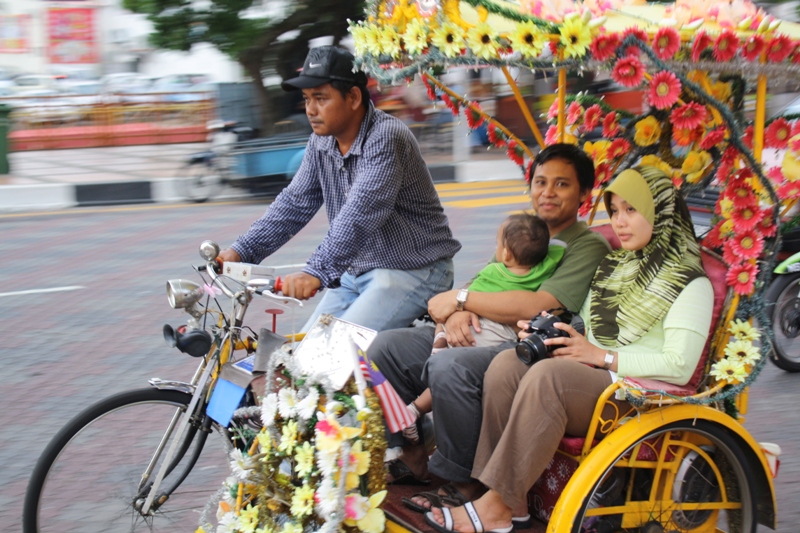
[525,159,534,184]
[608,138,630,160]
[590,33,620,61]
[441,93,460,116]
[766,165,784,185]
[567,101,584,125]
[765,117,792,149]
[792,42,800,64]
[700,127,726,150]
[713,29,739,62]
[742,125,754,149]
[465,103,485,129]
[767,34,793,63]
[741,34,766,62]
[648,70,681,110]
[547,98,560,120]
[727,262,758,295]
[731,206,764,232]
[611,56,645,88]
[652,27,681,60]
[602,111,620,138]
[584,104,603,131]
[507,139,525,166]
[691,31,713,62]
[621,27,648,57]
[670,102,707,130]
[722,240,739,266]
[724,177,758,208]
[578,196,593,217]
[487,122,507,147]
[548,40,559,56]
[595,162,613,184]
[423,77,437,101]
[758,208,778,238]
[778,180,800,201]
[731,229,764,258]
[703,223,724,249]
[545,125,559,145]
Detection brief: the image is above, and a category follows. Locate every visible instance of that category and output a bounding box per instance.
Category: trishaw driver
[217,46,461,332]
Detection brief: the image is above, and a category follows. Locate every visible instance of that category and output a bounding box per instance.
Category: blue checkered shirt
[231,103,461,288]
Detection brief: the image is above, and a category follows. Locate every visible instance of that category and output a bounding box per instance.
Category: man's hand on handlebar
[281,272,321,300]
[217,248,241,264]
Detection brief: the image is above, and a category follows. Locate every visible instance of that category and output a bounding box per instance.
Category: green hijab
[589,166,707,347]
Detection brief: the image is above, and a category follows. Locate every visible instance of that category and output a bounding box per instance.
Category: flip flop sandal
[402,490,464,514]
[511,514,533,530]
[386,458,430,486]
[424,502,515,533]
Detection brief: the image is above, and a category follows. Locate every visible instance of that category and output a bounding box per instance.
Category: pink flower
[648,70,681,110]
[545,125,559,145]
[595,162,613,184]
[621,27,648,57]
[742,125,754,149]
[652,27,681,60]
[731,207,764,233]
[608,138,630,160]
[741,34,765,61]
[727,262,758,295]
[703,223,724,249]
[583,104,603,131]
[778,180,800,201]
[730,229,765,260]
[713,29,739,62]
[765,117,792,149]
[590,33,620,61]
[611,56,644,88]
[767,34,793,63]
[759,208,778,238]
[691,31,713,62]
[670,102,707,130]
[547,98,560,120]
[766,165,785,185]
[602,111,620,138]
[700,127,725,150]
[567,101,584,125]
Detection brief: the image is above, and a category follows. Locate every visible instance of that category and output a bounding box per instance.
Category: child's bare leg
[414,388,432,415]
[402,390,432,444]
[433,323,448,350]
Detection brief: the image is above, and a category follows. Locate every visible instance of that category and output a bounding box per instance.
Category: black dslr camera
[516,308,585,365]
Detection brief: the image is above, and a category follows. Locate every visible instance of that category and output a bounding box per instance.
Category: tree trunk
[241,51,275,137]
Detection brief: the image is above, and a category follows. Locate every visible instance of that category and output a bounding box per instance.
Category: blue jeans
[302,258,454,333]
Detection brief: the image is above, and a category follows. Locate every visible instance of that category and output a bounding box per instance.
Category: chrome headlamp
[166,279,204,309]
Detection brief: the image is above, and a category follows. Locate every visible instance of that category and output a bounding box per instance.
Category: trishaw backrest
[589,224,729,391]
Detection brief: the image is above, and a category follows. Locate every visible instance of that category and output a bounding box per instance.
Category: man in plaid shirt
[218,46,461,332]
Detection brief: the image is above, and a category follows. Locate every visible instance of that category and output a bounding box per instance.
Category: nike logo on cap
[309,63,322,68]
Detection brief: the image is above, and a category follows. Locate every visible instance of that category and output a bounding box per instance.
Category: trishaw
[21,1,798,532]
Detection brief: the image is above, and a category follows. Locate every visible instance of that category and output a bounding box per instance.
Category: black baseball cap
[281,46,368,91]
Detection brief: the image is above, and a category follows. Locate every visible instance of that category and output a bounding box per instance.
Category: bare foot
[428,490,513,532]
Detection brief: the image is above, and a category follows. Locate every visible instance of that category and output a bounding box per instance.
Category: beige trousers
[471,349,619,509]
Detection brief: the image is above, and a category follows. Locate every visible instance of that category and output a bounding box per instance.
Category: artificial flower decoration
[691,31,713,62]
[672,127,701,147]
[767,34,793,63]
[290,483,316,517]
[725,178,757,208]
[278,388,298,418]
[567,101,584,125]
[509,20,545,59]
[507,139,526,165]
[467,22,500,60]
[703,223,724,248]
[314,416,361,452]
[547,98,560,120]
[487,122,507,147]
[730,228,764,258]
[726,261,757,295]
[607,138,630,160]
[782,142,800,181]
[710,80,732,103]
[724,339,761,366]
[648,71,681,110]
[602,111,620,137]
[765,118,792,149]
[361,24,384,57]
[728,318,760,342]
[380,26,403,59]
[595,162,613,184]
[402,18,429,56]
[584,139,610,164]
[294,441,316,478]
[758,208,778,237]
[652,27,681,60]
[671,102,707,130]
[611,56,645,88]
[545,125,559,145]
[741,34,766,61]
[441,93,460,116]
[590,33,620,61]
[559,17,593,59]
[621,26,648,56]
[682,149,712,183]
[279,419,300,454]
[431,22,465,58]
[465,103,485,129]
[633,116,662,147]
[584,104,603,131]
[700,127,726,150]
[713,29,739,62]
[777,180,800,200]
[710,357,749,384]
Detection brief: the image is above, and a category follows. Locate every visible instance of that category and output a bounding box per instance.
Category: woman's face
[609,193,653,251]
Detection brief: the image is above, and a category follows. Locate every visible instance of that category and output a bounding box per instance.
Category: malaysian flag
[357,350,416,434]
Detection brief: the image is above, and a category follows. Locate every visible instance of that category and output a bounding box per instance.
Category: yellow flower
[724,339,761,366]
[509,21,545,59]
[357,491,388,533]
[294,441,315,478]
[559,17,592,59]
[467,22,500,60]
[709,358,749,385]
[584,140,611,165]
[720,218,734,234]
[710,81,732,103]
[782,139,800,182]
[290,483,315,518]
[195,528,207,533]
[640,155,677,180]
[432,22,465,58]
[238,503,261,533]
[681,150,712,183]
[342,440,372,490]
[728,319,760,342]
[350,24,368,57]
[380,27,402,58]
[403,18,428,56]
[315,415,361,452]
[361,24,383,57]
[280,521,303,533]
[633,116,662,147]
[278,420,298,455]
[256,429,272,453]
[718,197,733,218]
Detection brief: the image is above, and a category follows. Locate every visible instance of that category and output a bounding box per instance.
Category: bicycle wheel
[572,419,757,533]
[23,388,230,532]
[177,161,224,203]
[763,271,800,372]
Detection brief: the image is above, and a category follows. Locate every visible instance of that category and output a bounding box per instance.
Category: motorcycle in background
[764,247,800,372]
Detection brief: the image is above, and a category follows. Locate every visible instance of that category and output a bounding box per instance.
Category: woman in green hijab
[424,166,714,533]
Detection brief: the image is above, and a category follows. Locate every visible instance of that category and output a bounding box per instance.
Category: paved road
[0,185,795,531]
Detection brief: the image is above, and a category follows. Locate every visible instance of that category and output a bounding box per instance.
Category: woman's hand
[543,322,607,367]
[516,319,532,340]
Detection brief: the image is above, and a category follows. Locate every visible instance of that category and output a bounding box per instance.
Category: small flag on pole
[357,350,416,434]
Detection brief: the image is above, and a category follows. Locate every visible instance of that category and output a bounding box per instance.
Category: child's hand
[444,311,481,347]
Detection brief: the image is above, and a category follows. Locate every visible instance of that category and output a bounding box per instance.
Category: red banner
[47,8,97,64]
[0,14,30,53]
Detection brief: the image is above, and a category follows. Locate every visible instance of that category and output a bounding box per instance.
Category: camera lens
[516,334,548,365]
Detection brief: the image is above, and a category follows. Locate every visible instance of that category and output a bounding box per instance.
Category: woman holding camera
[425,166,714,533]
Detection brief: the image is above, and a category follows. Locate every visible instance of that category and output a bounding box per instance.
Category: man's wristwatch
[602,351,616,370]
[456,288,469,312]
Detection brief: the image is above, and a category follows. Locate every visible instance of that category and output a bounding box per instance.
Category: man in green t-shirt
[367,144,610,504]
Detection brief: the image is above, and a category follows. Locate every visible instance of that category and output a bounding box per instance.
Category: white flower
[261,393,278,426]
[315,477,340,518]
[229,448,255,482]
[278,388,298,418]
[316,448,339,478]
[217,511,239,533]
[296,388,320,422]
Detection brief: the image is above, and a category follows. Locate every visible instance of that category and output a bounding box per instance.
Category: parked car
[11,75,61,94]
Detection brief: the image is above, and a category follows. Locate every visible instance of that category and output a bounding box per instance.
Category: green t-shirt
[469,242,565,293]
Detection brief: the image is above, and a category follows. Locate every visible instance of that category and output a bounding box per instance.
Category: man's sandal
[424,502,515,533]
[386,458,430,485]
[402,483,469,513]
